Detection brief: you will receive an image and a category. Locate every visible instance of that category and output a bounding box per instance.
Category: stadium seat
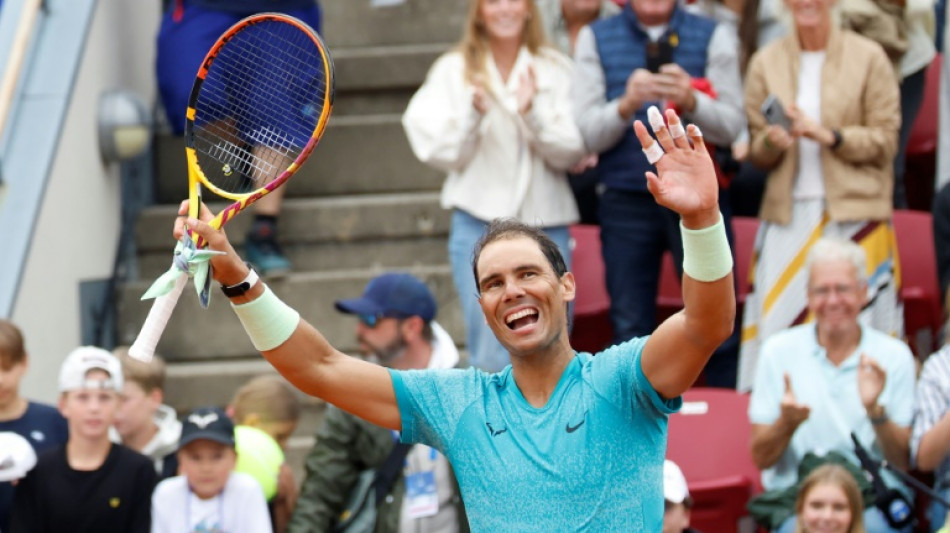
[569,224,613,353]
[667,388,761,533]
[892,210,942,358]
[904,54,941,210]
[732,216,760,306]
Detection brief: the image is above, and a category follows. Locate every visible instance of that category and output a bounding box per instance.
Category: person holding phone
[736,0,902,393]
[570,0,744,386]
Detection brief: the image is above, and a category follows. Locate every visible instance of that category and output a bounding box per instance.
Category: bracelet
[681,213,733,282]
[830,129,843,150]
[231,285,300,351]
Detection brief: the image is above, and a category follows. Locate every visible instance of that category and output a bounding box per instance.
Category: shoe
[245,236,291,277]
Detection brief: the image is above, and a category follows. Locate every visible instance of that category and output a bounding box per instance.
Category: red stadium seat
[657,252,683,324]
[667,388,761,533]
[569,225,613,353]
[892,209,942,358]
[904,54,941,210]
[732,216,760,306]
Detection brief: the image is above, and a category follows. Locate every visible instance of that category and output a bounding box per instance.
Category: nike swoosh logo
[566,420,585,433]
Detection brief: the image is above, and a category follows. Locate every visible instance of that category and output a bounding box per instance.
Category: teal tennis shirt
[389,337,681,532]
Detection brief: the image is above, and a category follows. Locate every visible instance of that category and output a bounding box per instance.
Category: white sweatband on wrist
[669,122,686,138]
[231,285,300,351]
[681,213,733,282]
[643,141,665,164]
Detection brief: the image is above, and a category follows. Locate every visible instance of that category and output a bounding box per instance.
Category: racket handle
[128,274,188,362]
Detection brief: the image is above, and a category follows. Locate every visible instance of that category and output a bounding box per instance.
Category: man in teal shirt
[175,109,736,531]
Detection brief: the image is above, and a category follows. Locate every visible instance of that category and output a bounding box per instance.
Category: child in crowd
[112,347,181,479]
[664,459,704,533]
[151,406,272,533]
[794,464,866,533]
[230,375,301,533]
[0,319,69,532]
[11,346,156,532]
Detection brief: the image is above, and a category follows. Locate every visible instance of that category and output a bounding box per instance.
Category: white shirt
[793,51,826,201]
[402,47,585,227]
[151,471,272,533]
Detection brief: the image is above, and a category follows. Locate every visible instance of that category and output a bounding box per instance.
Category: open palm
[633,109,719,220]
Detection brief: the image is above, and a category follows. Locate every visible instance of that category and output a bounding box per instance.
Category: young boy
[663,460,704,533]
[0,319,69,533]
[151,406,273,533]
[111,347,181,479]
[11,346,157,532]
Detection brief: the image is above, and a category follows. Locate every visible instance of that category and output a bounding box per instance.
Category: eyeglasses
[808,283,861,298]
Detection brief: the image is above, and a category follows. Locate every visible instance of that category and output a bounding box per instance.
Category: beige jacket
[745,27,900,225]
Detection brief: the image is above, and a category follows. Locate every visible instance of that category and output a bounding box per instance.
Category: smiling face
[475,236,575,358]
[807,258,866,338]
[800,482,853,533]
[478,0,530,44]
[785,0,834,32]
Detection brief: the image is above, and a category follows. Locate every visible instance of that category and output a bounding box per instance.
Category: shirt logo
[486,422,507,437]
[30,430,45,442]
[109,497,120,508]
[566,411,587,433]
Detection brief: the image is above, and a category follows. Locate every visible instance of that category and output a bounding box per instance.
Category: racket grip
[128,274,188,362]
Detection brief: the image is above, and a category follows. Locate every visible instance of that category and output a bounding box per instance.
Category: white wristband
[681,213,733,282]
[231,285,300,351]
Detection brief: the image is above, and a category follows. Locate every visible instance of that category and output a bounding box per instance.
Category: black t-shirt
[10,442,157,533]
[0,401,69,532]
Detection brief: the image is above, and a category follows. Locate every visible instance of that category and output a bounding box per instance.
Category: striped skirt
[737,198,904,391]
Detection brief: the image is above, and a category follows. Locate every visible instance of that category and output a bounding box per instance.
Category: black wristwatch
[830,129,843,150]
[220,265,259,297]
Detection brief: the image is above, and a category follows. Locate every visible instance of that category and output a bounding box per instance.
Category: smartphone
[646,39,675,73]
[761,94,791,131]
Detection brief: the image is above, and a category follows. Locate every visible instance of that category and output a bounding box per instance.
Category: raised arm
[637,108,736,399]
[177,202,402,431]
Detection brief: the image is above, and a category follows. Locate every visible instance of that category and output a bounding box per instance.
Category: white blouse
[402,46,585,227]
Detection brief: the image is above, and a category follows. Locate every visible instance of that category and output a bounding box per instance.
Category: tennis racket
[129,13,334,362]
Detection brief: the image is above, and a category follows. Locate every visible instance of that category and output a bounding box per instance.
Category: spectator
[111,347,180,479]
[173,106,736,530]
[156,0,323,276]
[0,320,68,533]
[289,272,466,533]
[748,238,915,533]
[230,374,301,533]
[794,464,867,533]
[571,0,744,385]
[910,321,950,532]
[537,0,621,224]
[934,181,950,300]
[11,347,156,533]
[402,0,586,372]
[663,459,704,533]
[737,0,902,390]
[151,406,272,533]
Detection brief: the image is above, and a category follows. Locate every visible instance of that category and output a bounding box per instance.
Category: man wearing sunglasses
[288,273,467,533]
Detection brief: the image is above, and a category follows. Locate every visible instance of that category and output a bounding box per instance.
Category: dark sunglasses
[357,313,409,328]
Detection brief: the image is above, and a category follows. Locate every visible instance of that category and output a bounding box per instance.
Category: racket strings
[192,19,329,194]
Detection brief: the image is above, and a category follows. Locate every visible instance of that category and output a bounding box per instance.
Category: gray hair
[806,237,868,285]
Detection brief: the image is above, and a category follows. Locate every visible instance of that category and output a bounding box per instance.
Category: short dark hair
[471,219,568,292]
[0,319,25,370]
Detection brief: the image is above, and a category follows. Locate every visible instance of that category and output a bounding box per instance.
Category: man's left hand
[655,64,696,113]
[633,107,719,228]
[857,353,887,410]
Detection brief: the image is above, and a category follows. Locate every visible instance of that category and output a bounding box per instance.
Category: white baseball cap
[0,432,38,482]
[664,459,690,504]
[58,346,123,392]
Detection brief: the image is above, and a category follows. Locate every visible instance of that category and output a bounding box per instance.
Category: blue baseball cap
[335,273,437,322]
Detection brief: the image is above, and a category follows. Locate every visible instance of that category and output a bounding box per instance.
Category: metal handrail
[0,0,44,143]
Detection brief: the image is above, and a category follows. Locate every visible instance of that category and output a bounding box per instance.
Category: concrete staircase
[115,0,467,476]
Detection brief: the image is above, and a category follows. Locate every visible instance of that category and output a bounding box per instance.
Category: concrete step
[153,115,442,205]
[333,43,446,93]
[138,234,449,280]
[322,0,465,48]
[135,190,449,253]
[115,264,464,361]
